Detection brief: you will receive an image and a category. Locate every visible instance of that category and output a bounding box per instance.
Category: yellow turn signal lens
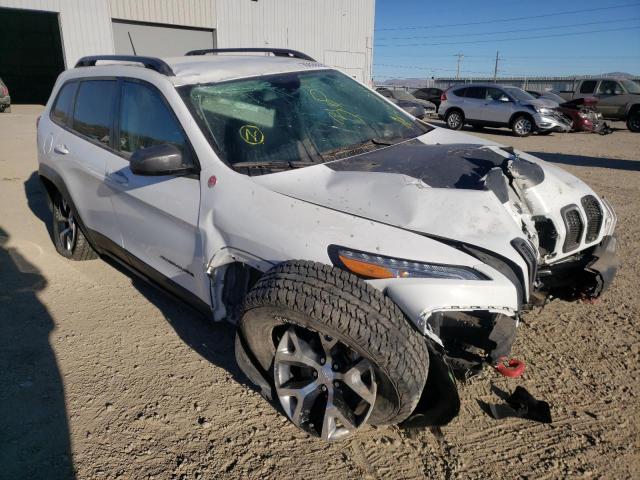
[338,254,394,279]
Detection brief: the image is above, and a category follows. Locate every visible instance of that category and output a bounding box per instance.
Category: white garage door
[113,20,215,57]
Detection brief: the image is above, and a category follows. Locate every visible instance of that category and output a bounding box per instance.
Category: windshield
[182,70,429,168]
[503,87,536,102]
[621,79,640,94]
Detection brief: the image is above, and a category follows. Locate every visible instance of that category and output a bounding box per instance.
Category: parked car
[439,83,572,136]
[0,78,10,113]
[376,87,433,118]
[38,50,618,442]
[559,78,640,132]
[412,87,444,112]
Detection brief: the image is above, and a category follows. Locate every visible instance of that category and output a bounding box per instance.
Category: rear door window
[465,87,486,99]
[50,81,78,126]
[452,87,467,97]
[579,80,597,94]
[117,81,192,163]
[72,80,117,147]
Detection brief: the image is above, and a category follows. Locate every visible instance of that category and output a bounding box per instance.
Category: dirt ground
[1,106,638,480]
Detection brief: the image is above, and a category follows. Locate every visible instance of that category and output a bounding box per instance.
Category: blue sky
[373,0,640,80]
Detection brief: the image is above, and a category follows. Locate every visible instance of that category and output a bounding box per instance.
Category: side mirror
[130,144,194,176]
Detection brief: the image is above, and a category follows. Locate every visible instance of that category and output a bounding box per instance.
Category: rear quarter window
[579,80,597,94]
[451,87,467,97]
[72,80,117,146]
[50,82,78,126]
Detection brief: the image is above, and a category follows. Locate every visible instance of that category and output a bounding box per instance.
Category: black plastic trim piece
[561,204,584,253]
[185,48,316,62]
[75,55,175,76]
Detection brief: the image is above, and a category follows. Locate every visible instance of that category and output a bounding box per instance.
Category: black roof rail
[74,55,175,76]
[185,48,316,62]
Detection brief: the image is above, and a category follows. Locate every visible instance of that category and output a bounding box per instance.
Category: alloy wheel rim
[58,199,77,252]
[448,113,461,128]
[274,326,377,441]
[515,118,532,135]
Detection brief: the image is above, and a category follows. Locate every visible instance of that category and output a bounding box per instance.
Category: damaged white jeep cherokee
[37,49,618,441]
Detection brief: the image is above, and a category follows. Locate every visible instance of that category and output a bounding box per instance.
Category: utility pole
[455,52,464,80]
[493,51,500,82]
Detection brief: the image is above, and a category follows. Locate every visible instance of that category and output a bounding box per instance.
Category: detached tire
[52,192,97,260]
[240,261,429,440]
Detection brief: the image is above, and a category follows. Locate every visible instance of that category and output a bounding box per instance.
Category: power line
[375,17,640,41]
[376,26,640,47]
[375,1,640,31]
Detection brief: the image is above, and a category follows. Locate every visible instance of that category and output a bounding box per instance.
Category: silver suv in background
[439,83,572,136]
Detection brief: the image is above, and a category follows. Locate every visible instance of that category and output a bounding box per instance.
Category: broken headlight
[534,106,553,115]
[331,247,488,280]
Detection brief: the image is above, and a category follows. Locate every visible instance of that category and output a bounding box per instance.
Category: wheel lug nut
[313,371,318,377]
[332,363,339,371]
[321,385,327,392]
[333,380,340,387]
[320,358,326,365]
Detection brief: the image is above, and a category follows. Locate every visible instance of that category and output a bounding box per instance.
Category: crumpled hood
[251,130,597,260]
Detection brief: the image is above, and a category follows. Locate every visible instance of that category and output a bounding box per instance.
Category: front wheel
[627,109,640,132]
[512,115,534,137]
[240,261,430,441]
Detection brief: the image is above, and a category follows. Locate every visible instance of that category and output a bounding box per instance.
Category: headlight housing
[534,106,553,115]
[330,246,488,280]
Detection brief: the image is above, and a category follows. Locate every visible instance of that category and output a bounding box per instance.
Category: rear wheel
[445,109,464,130]
[52,192,97,260]
[240,261,430,441]
[512,115,534,137]
[627,109,640,132]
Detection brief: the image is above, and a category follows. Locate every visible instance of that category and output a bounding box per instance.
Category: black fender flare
[38,164,102,254]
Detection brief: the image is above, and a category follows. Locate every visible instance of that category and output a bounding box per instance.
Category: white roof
[163,55,329,86]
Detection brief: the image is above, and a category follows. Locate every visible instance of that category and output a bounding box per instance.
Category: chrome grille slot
[561,205,584,253]
[581,195,603,243]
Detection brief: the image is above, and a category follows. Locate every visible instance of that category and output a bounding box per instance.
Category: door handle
[54,144,69,155]
[107,171,129,185]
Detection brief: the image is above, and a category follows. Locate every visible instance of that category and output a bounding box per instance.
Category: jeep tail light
[440,91,447,101]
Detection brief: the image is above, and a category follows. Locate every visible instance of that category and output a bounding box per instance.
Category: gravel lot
[1,106,638,479]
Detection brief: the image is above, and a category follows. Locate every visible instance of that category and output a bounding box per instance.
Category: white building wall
[214,0,375,83]
[0,0,114,67]
[108,0,216,29]
[0,0,375,82]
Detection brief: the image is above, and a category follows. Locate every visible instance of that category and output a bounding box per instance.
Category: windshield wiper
[232,160,320,171]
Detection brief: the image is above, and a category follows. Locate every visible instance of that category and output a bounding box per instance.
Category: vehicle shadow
[0,227,75,480]
[530,151,640,172]
[22,171,276,416]
[24,171,54,239]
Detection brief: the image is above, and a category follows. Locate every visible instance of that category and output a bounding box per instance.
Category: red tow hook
[494,357,526,378]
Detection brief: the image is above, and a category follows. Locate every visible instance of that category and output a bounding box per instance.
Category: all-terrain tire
[240,260,430,425]
[52,192,97,260]
[627,108,640,132]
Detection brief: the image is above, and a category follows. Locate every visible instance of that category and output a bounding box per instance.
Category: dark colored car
[556,97,604,132]
[376,87,431,119]
[413,87,444,112]
[0,78,10,113]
